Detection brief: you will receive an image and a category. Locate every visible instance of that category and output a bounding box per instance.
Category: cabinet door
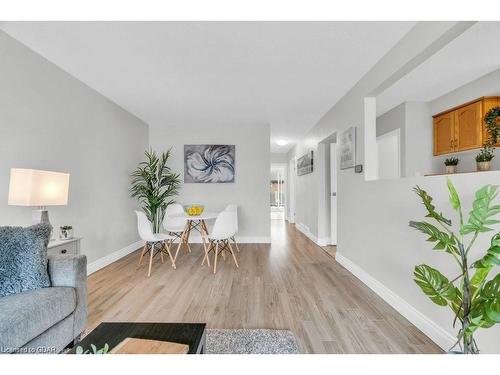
[433,112,455,155]
[455,101,482,152]
[483,97,500,147]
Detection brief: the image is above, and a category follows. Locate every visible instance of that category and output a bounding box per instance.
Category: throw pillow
[0,223,52,297]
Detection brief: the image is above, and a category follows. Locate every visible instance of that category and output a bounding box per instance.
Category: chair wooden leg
[213,241,219,274]
[227,241,239,268]
[174,238,183,263]
[137,243,148,267]
[147,243,155,277]
[221,240,226,260]
[185,221,193,253]
[202,240,211,267]
[164,240,176,269]
[206,242,211,267]
[160,242,165,264]
[232,237,240,252]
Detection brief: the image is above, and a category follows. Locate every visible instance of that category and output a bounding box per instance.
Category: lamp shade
[8,168,70,207]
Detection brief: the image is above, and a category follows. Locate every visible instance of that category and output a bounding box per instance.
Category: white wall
[0,31,149,265]
[149,123,271,242]
[338,172,500,353]
[376,101,433,177]
[431,68,500,173]
[405,101,433,176]
[288,22,500,352]
[271,152,288,164]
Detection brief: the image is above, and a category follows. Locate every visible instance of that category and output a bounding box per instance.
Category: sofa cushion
[0,287,76,352]
[0,223,52,297]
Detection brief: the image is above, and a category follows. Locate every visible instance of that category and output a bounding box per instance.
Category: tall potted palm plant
[410,179,500,353]
[131,149,181,233]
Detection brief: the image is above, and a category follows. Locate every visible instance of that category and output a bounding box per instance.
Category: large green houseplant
[409,180,500,354]
[131,149,181,233]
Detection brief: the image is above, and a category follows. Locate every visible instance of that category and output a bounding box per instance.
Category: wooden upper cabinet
[433,96,499,156]
[433,112,455,155]
[454,101,482,152]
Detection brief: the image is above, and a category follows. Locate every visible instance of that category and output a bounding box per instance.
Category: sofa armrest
[47,254,87,339]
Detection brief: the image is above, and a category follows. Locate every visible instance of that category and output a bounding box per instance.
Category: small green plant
[409,179,500,354]
[444,157,459,166]
[75,343,109,354]
[475,145,495,163]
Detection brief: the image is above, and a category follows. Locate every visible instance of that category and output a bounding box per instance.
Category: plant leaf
[414,265,456,306]
[409,221,458,254]
[480,273,500,323]
[472,233,500,268]
[470,266,493,298]
[447,178,461,211]
[413,186,452,225]
[461,185,500,234]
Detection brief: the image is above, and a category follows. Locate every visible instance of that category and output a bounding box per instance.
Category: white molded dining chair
[135,210,176,277]
[163,203,191,259]
[202,210,239,274]
[224,204,240,252]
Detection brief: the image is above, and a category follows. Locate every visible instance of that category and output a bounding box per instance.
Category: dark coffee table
[70,322,206,354]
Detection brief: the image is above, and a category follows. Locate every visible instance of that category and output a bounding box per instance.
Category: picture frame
[297,151,313,176]
[340,126,356,169]
[184,144,235,183]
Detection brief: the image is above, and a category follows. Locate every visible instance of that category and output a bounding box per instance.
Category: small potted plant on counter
[59,225,74,240]
[444,157,459,174]
[475,145,494,171]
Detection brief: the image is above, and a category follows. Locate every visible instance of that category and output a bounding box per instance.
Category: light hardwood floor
[87,219,442,353]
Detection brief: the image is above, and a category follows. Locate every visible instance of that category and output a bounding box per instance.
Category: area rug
[205,329,299,354]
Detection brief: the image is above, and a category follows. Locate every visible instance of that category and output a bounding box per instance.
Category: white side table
[47,237,82,257]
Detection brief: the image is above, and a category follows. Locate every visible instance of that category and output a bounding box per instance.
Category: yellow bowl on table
[184,204,204,216]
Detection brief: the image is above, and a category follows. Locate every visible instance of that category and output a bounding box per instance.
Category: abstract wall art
[184,145,235,183]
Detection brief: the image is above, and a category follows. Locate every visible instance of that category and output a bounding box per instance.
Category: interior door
[377,129,401,180]
[288,160,295,223]
[329,143,337,245]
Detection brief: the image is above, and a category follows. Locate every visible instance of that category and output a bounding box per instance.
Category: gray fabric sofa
[0,254,87,354]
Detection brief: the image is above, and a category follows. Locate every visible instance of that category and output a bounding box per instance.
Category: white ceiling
[0,21,415,152]
[376,22,500,116]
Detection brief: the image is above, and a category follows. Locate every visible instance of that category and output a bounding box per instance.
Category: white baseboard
[296,222,330,247]
[295,222,314,241]
[335,252,455,351]
[86,235,270,275]
[87,240,144,275]
[317,237,330,246]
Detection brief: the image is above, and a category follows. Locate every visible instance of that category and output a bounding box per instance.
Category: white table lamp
[8,168,70,229]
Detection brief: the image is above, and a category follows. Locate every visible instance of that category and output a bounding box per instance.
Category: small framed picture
[297,151,313,176]
[340,127,356,169]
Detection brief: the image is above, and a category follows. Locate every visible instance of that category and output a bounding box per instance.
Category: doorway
[376,129,401,179]
[318,132,338,250]
[270,165,286,220]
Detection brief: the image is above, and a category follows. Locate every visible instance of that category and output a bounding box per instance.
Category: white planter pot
[477,161,491,171]
[59,228,74,240]
[445,165,457,174]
